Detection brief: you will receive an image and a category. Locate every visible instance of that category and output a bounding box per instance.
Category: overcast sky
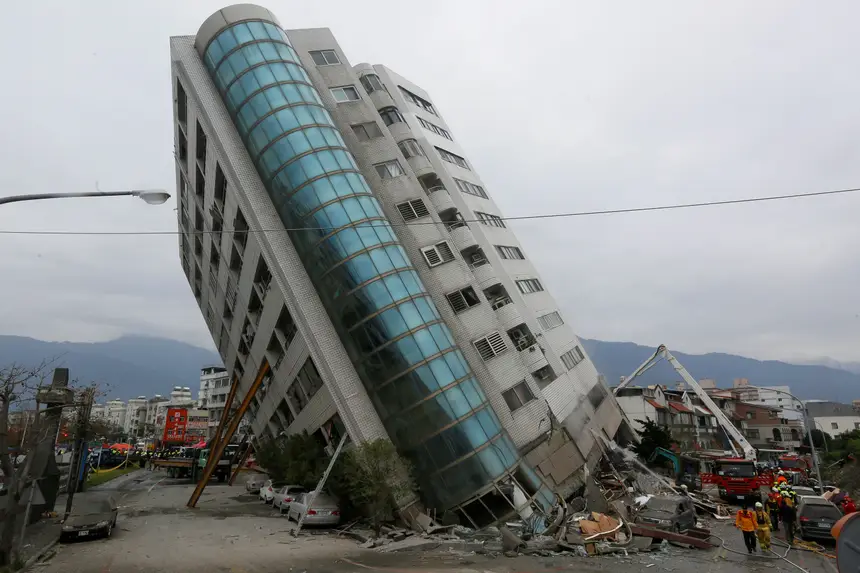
[1,1,858,365]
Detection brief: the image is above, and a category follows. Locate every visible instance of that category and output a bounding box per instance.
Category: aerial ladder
[614,345,757,462]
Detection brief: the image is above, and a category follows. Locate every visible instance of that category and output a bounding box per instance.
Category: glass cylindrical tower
[195,6,552,513]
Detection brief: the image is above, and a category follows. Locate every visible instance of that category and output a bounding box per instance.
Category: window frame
[330,85,360,103]
[435,146,469,169]
[503,381,536,412]
[496,245,525,260]
[359,73,384,94]
[310,49,340,66]
[475,211,506,228]
[420,240,456,267]
[379,106,405,126]
[537,311,564,330]
[398,139,426,160]
[374,160,404,180]
[560,346,585,369]
[473,331,508,361]
[453,178,488,199]
[351,121,383,141]
[516,278,544,294]
[445,286,481,314]
[395,199,430,221]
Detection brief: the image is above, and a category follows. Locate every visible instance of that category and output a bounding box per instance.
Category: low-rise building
[124,397,148,438]
[806,401,860,438]
[105,399,127,429]
[732,401,803,450]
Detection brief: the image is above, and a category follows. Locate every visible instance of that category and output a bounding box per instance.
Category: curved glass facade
[200,19,543,510]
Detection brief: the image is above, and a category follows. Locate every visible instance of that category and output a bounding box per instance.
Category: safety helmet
[778,470,785,475]
[755,501,763,508]
[772,487,779,492]
[680,484,688,491]
[781,490,791,497]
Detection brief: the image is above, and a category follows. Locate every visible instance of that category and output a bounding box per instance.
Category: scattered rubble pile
[337,439,729,558]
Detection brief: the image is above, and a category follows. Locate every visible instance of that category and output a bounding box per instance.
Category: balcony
[406,153,434,178]
[368,88,394,111]
[469,258,500,288]
[493,298,523,330]
[449,224,478,251]
[427,186,456,214]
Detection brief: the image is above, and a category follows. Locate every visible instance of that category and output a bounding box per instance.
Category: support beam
[187,361,270,508]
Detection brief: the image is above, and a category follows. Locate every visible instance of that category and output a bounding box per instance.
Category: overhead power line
[0,186,857,237]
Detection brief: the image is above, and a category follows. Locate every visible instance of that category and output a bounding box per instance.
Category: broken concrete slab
[499,526,526,553]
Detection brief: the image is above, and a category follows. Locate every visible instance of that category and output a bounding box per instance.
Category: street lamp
[740,385,824,489]
[0,189,170,206]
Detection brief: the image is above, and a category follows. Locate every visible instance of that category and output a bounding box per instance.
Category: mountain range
[0,334,858,403]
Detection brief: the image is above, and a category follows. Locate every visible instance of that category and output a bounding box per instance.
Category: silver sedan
[287,492,341,526]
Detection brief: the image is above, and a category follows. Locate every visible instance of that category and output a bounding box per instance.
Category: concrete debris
[499,526,526,553]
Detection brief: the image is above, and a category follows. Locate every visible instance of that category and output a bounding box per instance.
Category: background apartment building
[199,365,232,438]
[169,4,624,521]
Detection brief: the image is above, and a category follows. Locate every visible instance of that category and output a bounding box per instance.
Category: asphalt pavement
[34,469,841,573]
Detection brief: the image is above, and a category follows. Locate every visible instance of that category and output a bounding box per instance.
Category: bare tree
[0,362,53,568]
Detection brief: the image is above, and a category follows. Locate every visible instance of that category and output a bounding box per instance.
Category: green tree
[254,433,329,487]
[803,428,832,450]
[339,439,415,535]
[632,419,675,461]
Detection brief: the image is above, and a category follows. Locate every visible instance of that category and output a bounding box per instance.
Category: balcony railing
[491,296,513,310]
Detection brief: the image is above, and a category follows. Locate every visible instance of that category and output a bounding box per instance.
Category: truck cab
[711,458,765,501]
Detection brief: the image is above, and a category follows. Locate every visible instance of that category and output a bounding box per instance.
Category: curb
[21,538,58,572]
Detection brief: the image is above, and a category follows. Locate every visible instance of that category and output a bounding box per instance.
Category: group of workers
[734,471,799,554]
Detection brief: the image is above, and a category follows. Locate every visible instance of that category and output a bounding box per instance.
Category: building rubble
[336,437,728,557]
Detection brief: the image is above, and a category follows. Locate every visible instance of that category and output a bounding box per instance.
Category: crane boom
[613,345,757,462]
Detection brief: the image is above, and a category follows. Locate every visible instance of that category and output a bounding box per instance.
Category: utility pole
[64,388,94,521]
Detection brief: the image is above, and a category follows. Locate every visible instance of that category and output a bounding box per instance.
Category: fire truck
[615,345,770,501]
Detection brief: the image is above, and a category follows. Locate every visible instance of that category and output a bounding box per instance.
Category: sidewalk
[14,493,67,566]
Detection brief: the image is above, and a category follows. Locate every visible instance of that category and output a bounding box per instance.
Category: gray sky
[1,0,858,364]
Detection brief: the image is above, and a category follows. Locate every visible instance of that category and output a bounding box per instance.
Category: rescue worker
[735,503,758,554]
[841,496,857,514]
[775,470,788,487]
[754,501,772,551]
[766,487,781,531]
[780,491,797,544]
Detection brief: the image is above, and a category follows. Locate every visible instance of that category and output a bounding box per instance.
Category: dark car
[797,496,842,541]
[61,495,118,541]
[635,495,696,533]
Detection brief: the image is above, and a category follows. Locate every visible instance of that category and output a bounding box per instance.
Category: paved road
[39,469,840,573]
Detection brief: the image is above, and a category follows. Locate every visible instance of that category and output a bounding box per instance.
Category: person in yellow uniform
[735,504,758,554]
[754,501,771,551]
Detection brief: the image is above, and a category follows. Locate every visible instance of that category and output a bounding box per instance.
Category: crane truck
[615,345,771,501]
[152,443,239,483]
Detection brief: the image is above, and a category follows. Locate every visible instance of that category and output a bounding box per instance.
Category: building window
[420,241,456,267]
[587,383,606,410]
[359,73,384,94]
[473,331,508,361]
[855,422,860,430]
[398,139,425,160]
[446,286,480,314]
[832,422,839,430]
[746,429,760,439]
[351,122,383,141]
[395,199,430,221]
[399,86,437,115]
[496,245,524,260]
[287,381,308,414]
[475,211,506,228]
[560,346,585,369]
[453,178,488,199]
[746,412,755,420]
[310,49,340,66]
[435,147,469,169]
[379,107,405,126]
[330,86,360,103]
[296,358,324,402]
[176,80,187,126]
[516,278,544,294]
[374,160,404,180]
[417,116,452,140]
[537,311,564,330]
[502,381,535,412]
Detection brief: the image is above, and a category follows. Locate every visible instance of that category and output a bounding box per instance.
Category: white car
[273,485,308,514]
[259,479,283,504]
[287,492,341,526]
[244,474,267,494]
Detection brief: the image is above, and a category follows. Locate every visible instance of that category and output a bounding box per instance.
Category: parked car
[273,485,308,514]
[60,495,118,542]
[259,479,285,504]
[798,496,843,541]
[287,492,341,526]
[244,474,268,494]
[792,486,817,499]
[634,495,696,533]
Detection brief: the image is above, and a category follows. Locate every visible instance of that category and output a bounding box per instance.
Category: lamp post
[741,385,824,489]
[811,419,830,453]
[0,189,170,206]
